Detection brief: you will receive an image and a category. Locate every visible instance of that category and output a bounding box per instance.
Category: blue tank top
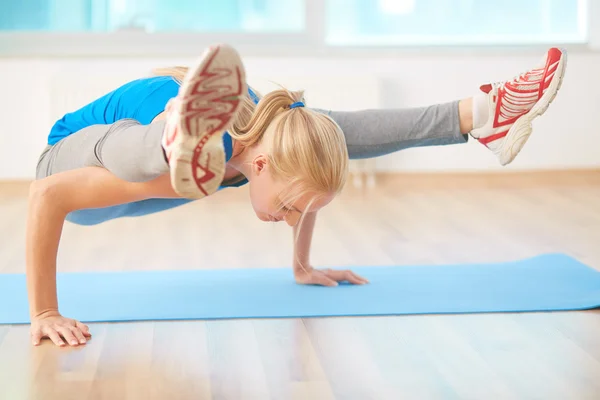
[50,75,255,226]
[48,76,180,145]
[47,75,244,162]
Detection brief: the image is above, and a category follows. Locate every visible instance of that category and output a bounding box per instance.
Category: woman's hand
[30,311,91,347]
[290,212,368,286]
[294,265,369,287]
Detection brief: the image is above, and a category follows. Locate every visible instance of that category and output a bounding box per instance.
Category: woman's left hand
[294,266,369,287]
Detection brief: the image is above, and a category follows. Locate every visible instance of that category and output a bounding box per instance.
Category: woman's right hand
[30,311,91,347]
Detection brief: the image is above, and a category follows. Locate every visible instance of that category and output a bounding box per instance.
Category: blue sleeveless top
[49,76,255,226]
[48,76,179,145]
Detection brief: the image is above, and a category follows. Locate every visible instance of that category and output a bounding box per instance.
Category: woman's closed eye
[275,198,292,214]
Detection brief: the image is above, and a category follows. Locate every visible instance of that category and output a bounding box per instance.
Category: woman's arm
[27,167,177,346]
[292,211,317,276]
[291,211,368,287]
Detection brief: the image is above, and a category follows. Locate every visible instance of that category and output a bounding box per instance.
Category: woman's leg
[314,100,468,160]
[318,47,567,166]
[37,119,169,183]
[36,119,194,226]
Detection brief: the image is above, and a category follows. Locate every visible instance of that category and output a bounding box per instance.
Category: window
[0,0,594,56]
[0,0,305,33]
[326,0,588,46]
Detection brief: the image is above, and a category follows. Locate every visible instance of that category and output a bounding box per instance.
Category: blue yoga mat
[1,254,599,324]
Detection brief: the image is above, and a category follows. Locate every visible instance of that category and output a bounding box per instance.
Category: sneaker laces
[489,52,547,90]
[490,69,533,90]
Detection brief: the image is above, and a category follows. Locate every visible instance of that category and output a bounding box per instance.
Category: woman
[28,44,567,347]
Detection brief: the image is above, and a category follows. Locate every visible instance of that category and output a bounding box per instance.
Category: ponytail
[230,88,305,147]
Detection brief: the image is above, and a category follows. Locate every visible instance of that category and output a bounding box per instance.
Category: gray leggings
[36,101,466,225]
[37,101,465,182]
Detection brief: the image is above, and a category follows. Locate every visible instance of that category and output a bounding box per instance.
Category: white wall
[1,50,598,180]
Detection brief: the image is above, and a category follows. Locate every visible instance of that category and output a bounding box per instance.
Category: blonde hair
[153,66,349,231]
[237,88,348,208]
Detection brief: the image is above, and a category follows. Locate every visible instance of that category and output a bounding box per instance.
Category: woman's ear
[251,154,269,176]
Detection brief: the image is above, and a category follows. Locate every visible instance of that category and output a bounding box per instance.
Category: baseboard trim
[372,168,600,189]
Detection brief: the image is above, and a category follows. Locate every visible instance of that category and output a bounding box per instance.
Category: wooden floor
[1,171,600,400]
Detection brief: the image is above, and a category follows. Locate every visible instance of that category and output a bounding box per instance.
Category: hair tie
[289,101,305,109]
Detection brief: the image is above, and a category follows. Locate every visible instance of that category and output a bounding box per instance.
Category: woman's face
[247,154,334,226]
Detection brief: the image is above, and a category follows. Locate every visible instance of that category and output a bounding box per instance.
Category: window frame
[0,0,597,57]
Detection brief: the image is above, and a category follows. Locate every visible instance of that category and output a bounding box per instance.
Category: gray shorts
[35,119,191,226]
[36,119,169,182]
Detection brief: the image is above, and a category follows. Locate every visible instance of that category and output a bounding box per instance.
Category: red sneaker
[471,47,567,165]
[162,44,246,199]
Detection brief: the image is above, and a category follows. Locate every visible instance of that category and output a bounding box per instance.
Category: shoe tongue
[479,83,492,94]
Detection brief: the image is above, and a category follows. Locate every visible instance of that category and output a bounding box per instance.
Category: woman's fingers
[30,315,91,347]
[76,321,92,338]
[324,269,369,284]
[31,329,43,346]
[56,326,79,346]
[344,271,367,285]
[350,271,369,284]
[46,329,66,347]
[312,271,338,287]
[297,268,369,287]
[70,326,88,344]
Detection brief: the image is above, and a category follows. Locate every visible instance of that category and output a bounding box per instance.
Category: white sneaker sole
[162,44,247,198]
[498,48,568,166]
